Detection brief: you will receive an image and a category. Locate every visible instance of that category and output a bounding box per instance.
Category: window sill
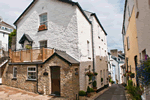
[12,78,17,80]
[26,79,37,82]
[38,29,48,32]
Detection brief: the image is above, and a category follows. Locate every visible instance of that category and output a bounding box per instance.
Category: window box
[38,24,47,31]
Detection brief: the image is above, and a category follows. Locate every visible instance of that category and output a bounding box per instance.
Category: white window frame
[13,66,17,78]
[39,13,48,27]
[27,66,36,80]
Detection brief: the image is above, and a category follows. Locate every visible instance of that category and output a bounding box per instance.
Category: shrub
[111,81,114,84]
[90,88,95,92]
[87,86,91,93]
[79,90,86,96]
[92,81,97,87]
[121,83,127,87]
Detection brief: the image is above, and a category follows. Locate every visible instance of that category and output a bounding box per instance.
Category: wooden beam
[42,48,45,62]
[30,49,33,62]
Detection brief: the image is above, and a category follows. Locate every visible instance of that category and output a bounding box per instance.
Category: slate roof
[19,34,33,44]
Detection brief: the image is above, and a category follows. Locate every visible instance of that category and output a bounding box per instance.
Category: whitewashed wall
[16,0,79,60]
[0,32,9,51]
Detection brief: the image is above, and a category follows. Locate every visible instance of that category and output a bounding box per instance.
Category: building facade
[108,49,125,84]
[0,16,14,58]
[3,0,108,97]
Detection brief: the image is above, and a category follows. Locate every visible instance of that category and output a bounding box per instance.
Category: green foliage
[9,29,16,47]
[87,86,91,93]
[79,90,86,96]
[126,80,142,100]
[92,81,97,87]
[90,88,95,92]
[109,79,112,82]
[25,45,32,49]
[111,81,114,84]
[101,78,103,82]
[121,83,127,87]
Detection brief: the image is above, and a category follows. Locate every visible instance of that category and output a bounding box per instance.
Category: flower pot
[79,96,86,100]
[87,93,91,97]
[93,87,97,92]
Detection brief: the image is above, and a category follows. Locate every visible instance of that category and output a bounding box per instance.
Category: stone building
[3,50,79,99]
[3,0,108,98]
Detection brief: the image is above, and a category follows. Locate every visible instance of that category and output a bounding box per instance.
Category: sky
[0,0,125,52]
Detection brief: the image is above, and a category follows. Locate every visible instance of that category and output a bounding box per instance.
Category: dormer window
[39,13,47,31]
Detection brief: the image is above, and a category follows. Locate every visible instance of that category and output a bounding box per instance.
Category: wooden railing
[9,48,54,63]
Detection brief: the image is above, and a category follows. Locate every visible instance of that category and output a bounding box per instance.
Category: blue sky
[0,0,125,52]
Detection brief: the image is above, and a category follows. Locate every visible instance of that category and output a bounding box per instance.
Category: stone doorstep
[87,87,110,100]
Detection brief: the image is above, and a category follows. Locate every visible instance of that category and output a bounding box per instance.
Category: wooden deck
[9,48,54,63]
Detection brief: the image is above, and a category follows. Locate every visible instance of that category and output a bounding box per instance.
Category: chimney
[110,49,118,57]
[118,51,123,55]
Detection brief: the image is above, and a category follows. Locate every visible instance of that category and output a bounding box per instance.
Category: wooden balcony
[9,48,54,63]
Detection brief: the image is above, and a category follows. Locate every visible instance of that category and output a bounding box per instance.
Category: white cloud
[0,0,125,51]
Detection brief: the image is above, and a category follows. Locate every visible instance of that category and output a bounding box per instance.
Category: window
[27,67,36,80]
[99,46,101,56]
[40,41,47,48]
[87,41,90,57]
[10,29,13,32]
[127,37,130,50]
[13,67,17,78]
[2,27,4,30]
[40,13,47,27]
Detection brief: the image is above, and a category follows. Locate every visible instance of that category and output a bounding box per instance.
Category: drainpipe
[91,21,95,74]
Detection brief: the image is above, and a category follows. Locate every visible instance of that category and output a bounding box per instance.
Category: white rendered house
[14,0,108,91]
[0,16,14,84]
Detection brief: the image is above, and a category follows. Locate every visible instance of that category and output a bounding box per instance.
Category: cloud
[0,0,125,51]
[74,0,125,51]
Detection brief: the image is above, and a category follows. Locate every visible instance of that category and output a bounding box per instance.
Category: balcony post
[30,49,33,62]
[21,50,23,62]
[42,48,45,62]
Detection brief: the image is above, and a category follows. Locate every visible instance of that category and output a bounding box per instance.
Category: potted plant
[85,71,94,81]
[86,86,91,97]
[90,88,95,96]
[38,24,47,31]
[130,73,135,78]
[79,90,86,100]
[109,79,112,86]
[92,81,97,91]
[94,72,98,76]
[25,45,32,49]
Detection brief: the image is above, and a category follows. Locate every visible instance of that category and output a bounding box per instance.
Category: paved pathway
[0,85,52,100]
[95,84,126,100]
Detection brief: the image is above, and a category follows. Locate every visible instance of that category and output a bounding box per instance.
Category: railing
[9,48,54,63]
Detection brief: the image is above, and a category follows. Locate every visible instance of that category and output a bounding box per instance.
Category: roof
[14,0,91,25]
[0,21,15,29]
[122,0,127,34]
[9,50,80,66]
[91,13,107,35]
[44,50,79,65]
[84,10,107,35]
[19,34,33,44]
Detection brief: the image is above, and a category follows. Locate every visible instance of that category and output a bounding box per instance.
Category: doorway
[51,66,60,96]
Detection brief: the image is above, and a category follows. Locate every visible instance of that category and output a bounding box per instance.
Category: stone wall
[3,55,79,99]
[2,64,37,93]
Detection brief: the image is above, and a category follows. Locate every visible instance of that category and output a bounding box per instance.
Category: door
[51,66,60,96]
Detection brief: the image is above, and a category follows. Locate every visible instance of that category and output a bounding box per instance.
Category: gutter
[0,60,8,67]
